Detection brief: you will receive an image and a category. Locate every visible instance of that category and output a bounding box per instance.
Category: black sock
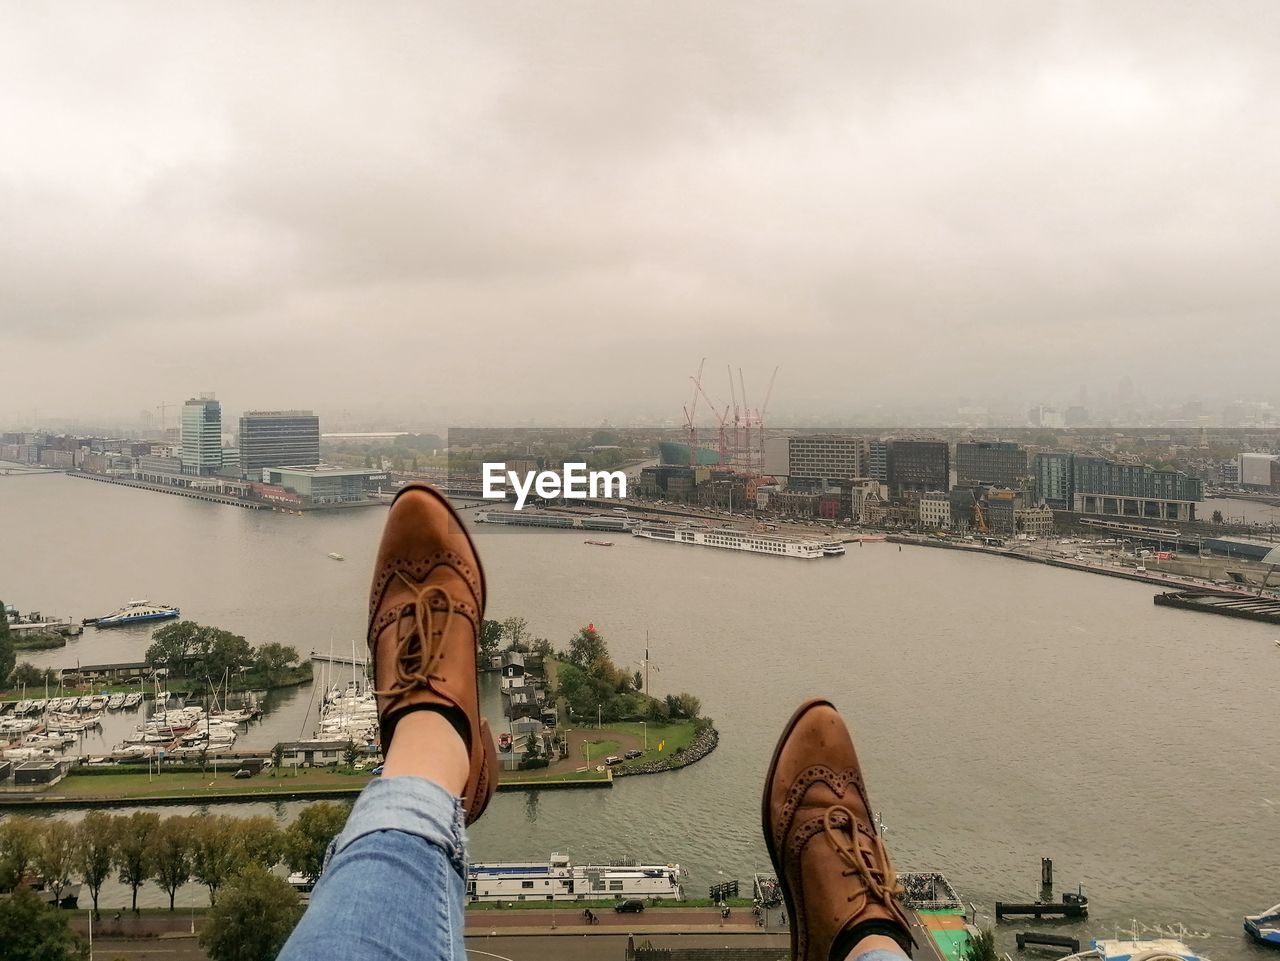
[383,704,471,753]
[829,919,914,961]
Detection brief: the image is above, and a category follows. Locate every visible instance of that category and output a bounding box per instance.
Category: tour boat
[632,524,825,559]
[1059,939,1212,961]
[584,539,614,547]
[93,600,180,628]
[467,853,685,902]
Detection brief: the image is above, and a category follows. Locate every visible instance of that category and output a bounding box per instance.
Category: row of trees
[478,614,554,662]
[556,624,701,723]
[144,621,301,688]
[0,803,350,915]
[1,598,67,691]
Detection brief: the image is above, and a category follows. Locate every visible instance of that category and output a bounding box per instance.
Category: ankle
[832,929,912,961]
[381,708,469,795]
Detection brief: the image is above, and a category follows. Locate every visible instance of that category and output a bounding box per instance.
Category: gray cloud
[1,2,1278,425]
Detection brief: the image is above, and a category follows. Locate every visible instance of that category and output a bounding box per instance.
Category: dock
[996,895,1088,921]
[1153,589,1280,625]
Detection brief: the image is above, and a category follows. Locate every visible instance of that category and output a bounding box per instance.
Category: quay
[67,470,267,509]
[996,895,1088,921]
[1154,589,1280,625]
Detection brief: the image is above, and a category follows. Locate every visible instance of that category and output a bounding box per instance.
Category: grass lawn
[609,720,697,758]
[53,768,370,800]
[581,737,621,759]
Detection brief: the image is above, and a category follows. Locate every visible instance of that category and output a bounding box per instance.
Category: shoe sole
[761,697,836,961]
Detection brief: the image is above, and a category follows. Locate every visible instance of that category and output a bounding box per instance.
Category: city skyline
[3,3,1279,424]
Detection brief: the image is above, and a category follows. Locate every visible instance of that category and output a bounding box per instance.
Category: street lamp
[641,721,647,751]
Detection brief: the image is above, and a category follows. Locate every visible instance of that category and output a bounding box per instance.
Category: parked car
[233,768,253,779]
[615,899,645,913]
[623,750,642,760]
[370,765,384,776]
[604,755,623,766]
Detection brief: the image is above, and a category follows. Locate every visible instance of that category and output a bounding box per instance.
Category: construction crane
[681,358,707,467]
[154,401,180,439]
[973,498,990,534]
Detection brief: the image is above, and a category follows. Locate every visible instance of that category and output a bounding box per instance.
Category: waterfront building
[1033,452,1075,509]
[786,434,868,484]
[1015,506,1055,538]
[260,465,377,505]
[886,440,949,499]
[918,491,951,529]
[1238,452,1279,490]
[239,411,321,474]
[1072,455,1203,521]
[948,487,977,531]
[983,488,1024,536]
[956,441,1028,488]
[868,440,888,483]
[219,446,241,477]
[181,396,222,475]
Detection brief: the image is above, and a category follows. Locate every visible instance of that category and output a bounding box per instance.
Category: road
[94,932,793,961]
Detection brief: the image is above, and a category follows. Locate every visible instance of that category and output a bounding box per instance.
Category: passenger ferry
[632,525,824,559]
[475,511,631,532]
[1060,940,1212,961]
[819,541,847,557]
[467,853,685,902]
[93,600,180,628]
[1245,903,1280,947]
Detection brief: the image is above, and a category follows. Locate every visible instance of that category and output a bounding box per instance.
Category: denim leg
[278,776,469,961]
[853,949,912,961]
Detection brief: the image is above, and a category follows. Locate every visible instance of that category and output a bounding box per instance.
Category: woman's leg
[279,713,471,961]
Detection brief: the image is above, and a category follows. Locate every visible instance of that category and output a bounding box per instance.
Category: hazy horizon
[3,3,1279,428]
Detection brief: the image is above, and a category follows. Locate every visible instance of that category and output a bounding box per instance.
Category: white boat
[13,699,32,716]
[93,600,180,628]
[88,695,108,711]
[328,552,345,561]
[819,541,847,557]
[75,696,94,711]
[468,853,685,902]
[106,694,127,710]
[1060,940,1211,961]
[30,699,48,713]
[632,524,825,559]
[123,692,144,709]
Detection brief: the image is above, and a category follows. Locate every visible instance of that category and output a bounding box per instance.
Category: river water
[2,474,1278,959]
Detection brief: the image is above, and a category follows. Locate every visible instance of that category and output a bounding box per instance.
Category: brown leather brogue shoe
[762,699,916,961]
[368,483,496,825]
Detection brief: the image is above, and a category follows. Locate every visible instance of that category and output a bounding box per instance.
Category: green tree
[0,598,15,687]
[532,637,554,658]
[9,662,45,688]
[563,624,608,669]
[964,927,999,961]
[34,821,77,907]
[199,864,302,961]
[283,803,350,882]
[502,616,530,651]
[114,811,160,913]
[343,739,359,768]
[0,885,87,961]
[145,621,207,672]
[235,816,282,870]
[632,670,644,692]
[271,742,285,774]
[203,631,254,685]
[479,619,503,662]
[665,692,702,719]
[148,816,192,910]
[75,812,117,919]
[190,816,240,906]
[253,643,299,685]
[0,815,42,890]
[1212,510,1224,525]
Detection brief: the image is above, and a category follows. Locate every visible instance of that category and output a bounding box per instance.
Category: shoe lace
[822,805,905,909]
[373,572,452,698]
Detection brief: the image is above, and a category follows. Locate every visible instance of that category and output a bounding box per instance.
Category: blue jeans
[279,776,469,961]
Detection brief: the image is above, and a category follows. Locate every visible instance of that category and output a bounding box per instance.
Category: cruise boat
[819,541,847,557]
[467,853,685,903]
[1246,903,1280,947]
[632,525,824,559]
[93,600,180,628]
[1060,939,1212,961]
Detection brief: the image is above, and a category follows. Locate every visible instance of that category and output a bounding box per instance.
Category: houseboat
[467,853,684,903]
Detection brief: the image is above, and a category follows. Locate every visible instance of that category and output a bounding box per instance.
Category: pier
[67,471,268,509]
[1154,589,1280,625]
[996,894,1088,921]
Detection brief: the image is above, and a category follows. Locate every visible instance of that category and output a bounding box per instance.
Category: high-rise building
[868,441,888,483]
[239,411,321,475]
[886,440,949,499]
[955,442,1029,488]
[181,397,222,476]
[1033,452,1074,509]
[785,435,868,485]
[1238,452,1279,490]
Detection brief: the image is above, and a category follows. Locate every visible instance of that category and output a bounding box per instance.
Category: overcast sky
[2,2,1278,428]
